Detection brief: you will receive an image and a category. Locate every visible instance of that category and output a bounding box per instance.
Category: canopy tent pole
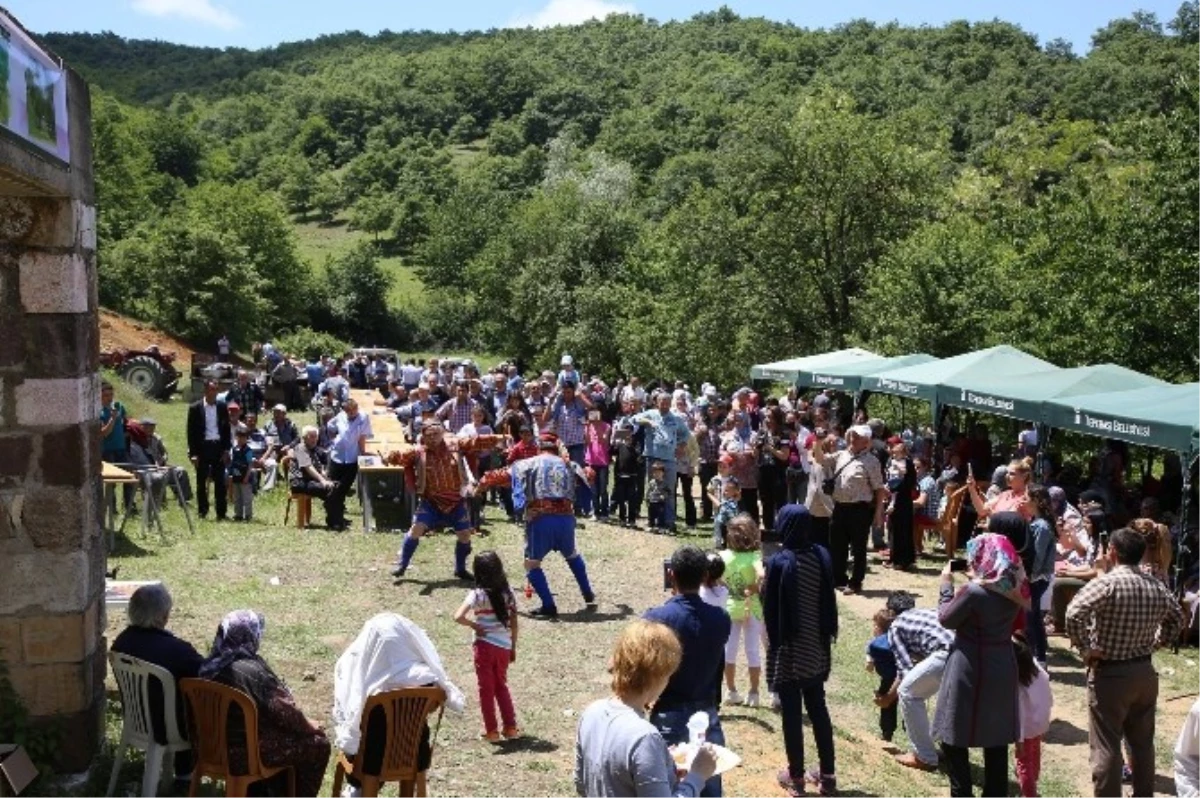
[1035,423,1049,481]
[1172,450,1198,652]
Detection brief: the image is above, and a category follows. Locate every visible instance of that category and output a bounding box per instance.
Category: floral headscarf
[967,533,1031,609]
[199,609,266,679]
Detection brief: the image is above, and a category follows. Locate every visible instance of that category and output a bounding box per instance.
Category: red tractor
[99,346,182,401]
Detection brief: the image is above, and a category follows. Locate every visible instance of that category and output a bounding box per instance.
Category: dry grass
[83,387,1196,797]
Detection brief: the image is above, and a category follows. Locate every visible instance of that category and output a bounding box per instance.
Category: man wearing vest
[388,420,503,581]
[477,432,596,618]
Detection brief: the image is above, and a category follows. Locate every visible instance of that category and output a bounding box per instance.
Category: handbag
[822,455,856,495]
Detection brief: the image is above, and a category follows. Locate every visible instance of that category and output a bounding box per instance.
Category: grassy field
[293,218,428,312]
[80,385,1197,797]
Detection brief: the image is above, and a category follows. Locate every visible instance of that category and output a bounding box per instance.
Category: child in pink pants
[1014,632,1052,796]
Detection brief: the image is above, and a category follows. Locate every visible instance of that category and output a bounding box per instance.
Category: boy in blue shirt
[866,608,898,742]
[227,425,257,521]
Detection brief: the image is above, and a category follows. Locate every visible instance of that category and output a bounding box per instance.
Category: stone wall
[0,26,103,771]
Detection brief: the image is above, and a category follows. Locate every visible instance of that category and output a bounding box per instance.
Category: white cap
[850,424,873,439]
[272,403,287,413]
[561,354,574,366]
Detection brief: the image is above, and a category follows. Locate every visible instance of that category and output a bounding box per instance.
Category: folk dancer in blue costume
[477,432,596,619]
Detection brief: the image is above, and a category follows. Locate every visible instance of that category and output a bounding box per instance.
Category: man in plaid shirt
[541,381,593,513]
[435,380,479,433]
[882,595,956,772]
[1066,527,1184,797]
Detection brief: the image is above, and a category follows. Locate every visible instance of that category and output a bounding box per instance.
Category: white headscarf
[331,613,465,754]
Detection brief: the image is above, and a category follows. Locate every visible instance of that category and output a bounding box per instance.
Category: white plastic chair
[107,652,192,797]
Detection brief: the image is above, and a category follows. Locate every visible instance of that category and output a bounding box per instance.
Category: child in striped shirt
[454,551,521,742]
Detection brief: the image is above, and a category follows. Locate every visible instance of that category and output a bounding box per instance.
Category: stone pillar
[0,21,103,771]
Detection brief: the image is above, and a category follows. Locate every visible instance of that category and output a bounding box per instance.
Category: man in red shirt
[388,420,504,581]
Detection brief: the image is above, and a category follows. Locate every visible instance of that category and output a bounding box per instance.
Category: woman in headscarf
[331,614,465,793]
[986,511,1034,588]
[763,504,838,797]
[199,610,331,796]
[932,534,1029,798]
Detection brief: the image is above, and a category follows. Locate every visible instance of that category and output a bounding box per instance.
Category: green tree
[322,242,394,342]
[348,192,396,242]
[106,215,268,348]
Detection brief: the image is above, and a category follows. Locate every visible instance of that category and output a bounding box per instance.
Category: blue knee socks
[567,555,594,602]
[400,535,420,568]
[455,541,471,573]
[526,567,554,610]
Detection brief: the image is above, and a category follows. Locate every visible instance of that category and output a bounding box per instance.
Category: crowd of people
[100,347,1200,797]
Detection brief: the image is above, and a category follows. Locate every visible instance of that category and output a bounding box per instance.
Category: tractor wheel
[118,355,167,399]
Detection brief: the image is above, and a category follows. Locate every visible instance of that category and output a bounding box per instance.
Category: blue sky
[9,0,1187,52]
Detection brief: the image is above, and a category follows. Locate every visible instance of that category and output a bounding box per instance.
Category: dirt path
[815,553,1192,797]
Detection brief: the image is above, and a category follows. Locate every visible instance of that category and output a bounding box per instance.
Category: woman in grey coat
[932,532,1030,797]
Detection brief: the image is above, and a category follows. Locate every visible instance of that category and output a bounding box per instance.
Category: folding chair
[107,652,192,797]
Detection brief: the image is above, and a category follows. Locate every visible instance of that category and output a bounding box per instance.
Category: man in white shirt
[325,398,373,531]
[620,376,647,406]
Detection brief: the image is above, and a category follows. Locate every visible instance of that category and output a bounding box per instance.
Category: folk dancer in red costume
[388,420,504,581]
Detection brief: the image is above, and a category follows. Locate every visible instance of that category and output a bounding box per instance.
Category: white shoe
[745,691,761,708]
[769,692,781,710]
[341,785,362,798]
[725,688,743,705]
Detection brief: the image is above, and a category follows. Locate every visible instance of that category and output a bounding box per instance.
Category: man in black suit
[110,583,204,780]
[187,379,231,520]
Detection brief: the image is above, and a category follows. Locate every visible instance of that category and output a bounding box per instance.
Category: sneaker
[481,731,501,743]
[340,784,363,798]
[529,606,559,619]
[582,591,597,605]
[725,688,744,705]
[769,692,781,710]
[805,770,837,797]
[502,726,522,740]
[745,691,760,708]
[454,569,474,581]
[777,768,806,797]
[390,562,406,578]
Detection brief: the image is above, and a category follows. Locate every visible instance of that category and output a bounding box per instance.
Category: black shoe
[454,569,474,582]
[583,591,596,605]
[390,562,406,578]
[529,606,558,619]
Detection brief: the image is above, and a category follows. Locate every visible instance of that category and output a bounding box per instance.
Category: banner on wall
[0,10,70,164]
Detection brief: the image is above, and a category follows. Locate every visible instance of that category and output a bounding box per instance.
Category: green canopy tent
[937,363,1168,423]
[1041,381,1199,454]
[796,353,939,393]
[749,347,879,383]
[860,345,1061,424]
[1043,381,1199,605]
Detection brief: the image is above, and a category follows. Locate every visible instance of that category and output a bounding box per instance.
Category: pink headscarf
[967,533,1031,609]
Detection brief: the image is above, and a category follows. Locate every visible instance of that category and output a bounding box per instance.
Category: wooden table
[352,390,412,532]
[102,462,139,550]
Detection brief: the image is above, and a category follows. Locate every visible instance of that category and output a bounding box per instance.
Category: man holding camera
[645,546,731,797]
[813,424,887,595]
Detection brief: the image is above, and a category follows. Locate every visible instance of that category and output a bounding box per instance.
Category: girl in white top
[699,552,730,610]
[1012,632,1052,798]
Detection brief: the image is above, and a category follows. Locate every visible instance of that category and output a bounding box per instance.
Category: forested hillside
[46,5,1199,385]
